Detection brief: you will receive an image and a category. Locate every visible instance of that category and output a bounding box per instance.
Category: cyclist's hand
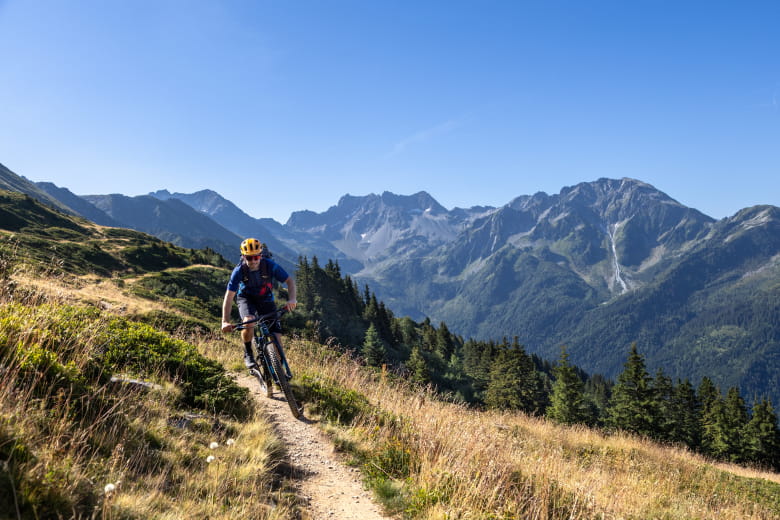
[285,300,297,312]
[221,321,234,333]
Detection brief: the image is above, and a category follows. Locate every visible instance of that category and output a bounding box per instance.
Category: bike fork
[274,341,294,380]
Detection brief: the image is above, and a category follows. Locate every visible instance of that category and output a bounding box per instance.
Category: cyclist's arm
[284,277,297,311]
[221,289,236,332]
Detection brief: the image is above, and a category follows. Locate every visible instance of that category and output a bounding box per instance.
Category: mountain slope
[559,205,780,398]
[148,189,313,272]
[0,162,75,214]
[0,188,230,277]
[82,193,242,262]
[36,181,118,226]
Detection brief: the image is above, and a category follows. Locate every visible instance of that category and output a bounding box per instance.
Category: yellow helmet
[240,238,262,256]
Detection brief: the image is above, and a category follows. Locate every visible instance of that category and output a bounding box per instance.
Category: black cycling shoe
[244,353,258,369]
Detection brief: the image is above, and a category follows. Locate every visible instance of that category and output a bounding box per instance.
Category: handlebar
[231,307,288,331]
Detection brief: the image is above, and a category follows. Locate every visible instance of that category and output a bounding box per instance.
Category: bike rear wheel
[266,336,301,418]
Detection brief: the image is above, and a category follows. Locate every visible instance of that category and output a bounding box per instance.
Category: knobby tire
[266,337,301,418]
[250,366,271,398]
[252,339,273,398]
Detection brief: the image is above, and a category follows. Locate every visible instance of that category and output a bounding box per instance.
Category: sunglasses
[245,255,262,261]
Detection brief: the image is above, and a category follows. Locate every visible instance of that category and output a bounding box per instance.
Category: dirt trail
[236,374,390,520]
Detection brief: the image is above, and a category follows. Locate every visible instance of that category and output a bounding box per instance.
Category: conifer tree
[376,301,394,345]
[421,321,437,352]
[471,340,497,397]
[485,339,545,413]
[296,256,315,311]
[406,346,430,385]
[702,387,749,462]
[652,369,674,441]
[547,346,594,425]
[435,321,455,359]
[669,379,701,449]
[485,346,525,410]
[584,373,611,421]
[397,317,418,348]
[723,387,750,462]
[363,284,371,307]
[362,323,385,367]
[606,344,656,436]
[700,392,727,458]
[743,398,780,469]
[697,377,720,451]
[462,339,481,378]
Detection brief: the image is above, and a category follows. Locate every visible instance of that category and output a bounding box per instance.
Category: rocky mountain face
[2,158,775,404]
[286,191,494,268]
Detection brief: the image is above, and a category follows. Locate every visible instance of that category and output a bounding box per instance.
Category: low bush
[297,373,371,424]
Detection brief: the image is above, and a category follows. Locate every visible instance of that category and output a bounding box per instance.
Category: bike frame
[234,308,301,418]
[248,310,293,383]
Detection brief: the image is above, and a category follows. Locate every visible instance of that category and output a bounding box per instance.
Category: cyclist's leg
[237,297,258,367]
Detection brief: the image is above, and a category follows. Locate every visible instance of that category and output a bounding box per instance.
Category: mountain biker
[221,238,297,368]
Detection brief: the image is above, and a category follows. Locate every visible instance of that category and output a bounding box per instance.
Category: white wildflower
[209,441,219,449]
[104,483,116,494]
[206,455,216,463]
[226,438,235,446]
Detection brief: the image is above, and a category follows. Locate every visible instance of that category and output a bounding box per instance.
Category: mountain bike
[233,308,302,419]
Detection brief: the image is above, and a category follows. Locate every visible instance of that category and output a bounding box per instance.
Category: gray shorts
[237,298,282,334]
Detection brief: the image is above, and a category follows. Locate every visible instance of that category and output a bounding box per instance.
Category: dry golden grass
[286,337,780,520]
[8,262,226,318]
[0,271,299,519]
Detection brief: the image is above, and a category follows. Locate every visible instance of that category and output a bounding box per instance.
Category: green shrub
[297,373,371,424]
[130,310,212,335]
[100,317,251,418]
[0,303,250,419]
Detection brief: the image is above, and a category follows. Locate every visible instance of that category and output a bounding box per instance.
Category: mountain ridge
[0,160,775,404]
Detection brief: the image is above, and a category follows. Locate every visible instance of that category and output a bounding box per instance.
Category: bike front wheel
[266,337,301,418]
[249,366,270,397]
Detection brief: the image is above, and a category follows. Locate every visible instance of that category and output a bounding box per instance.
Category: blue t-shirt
[227,259,289,303]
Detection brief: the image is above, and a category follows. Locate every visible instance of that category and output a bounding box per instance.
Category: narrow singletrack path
[236,374,390,520]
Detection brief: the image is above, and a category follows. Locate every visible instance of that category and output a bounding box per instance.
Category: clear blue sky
[1,1,778,224]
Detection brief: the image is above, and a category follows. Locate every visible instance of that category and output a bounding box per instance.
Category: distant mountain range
[2,161,778,403]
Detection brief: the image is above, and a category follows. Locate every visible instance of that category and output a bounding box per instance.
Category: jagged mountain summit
[286,191,495,266]
[147,188,335,272]
[441,178,715,296]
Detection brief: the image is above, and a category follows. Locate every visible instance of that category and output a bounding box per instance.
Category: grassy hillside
[0,190,302,518]
[2,189,780,519]
[291,343,780,519]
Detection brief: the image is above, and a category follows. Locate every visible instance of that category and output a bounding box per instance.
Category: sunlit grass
[287,337,780,519]
[0,274,299,519]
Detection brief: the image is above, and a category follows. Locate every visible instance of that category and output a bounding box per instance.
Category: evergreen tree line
[290,257,780,471]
